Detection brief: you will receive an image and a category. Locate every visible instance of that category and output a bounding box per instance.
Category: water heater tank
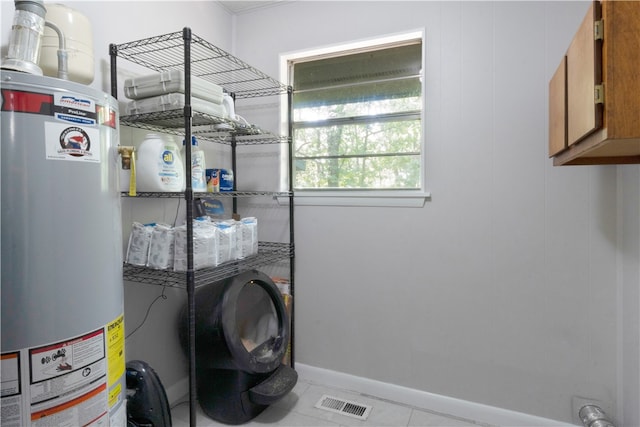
[1,70,126,426]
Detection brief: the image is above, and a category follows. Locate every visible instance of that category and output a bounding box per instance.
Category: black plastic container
[126,360,172,427]
[179,269,297,424]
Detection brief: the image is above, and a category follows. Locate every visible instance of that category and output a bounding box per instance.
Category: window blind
[292,42,422,108]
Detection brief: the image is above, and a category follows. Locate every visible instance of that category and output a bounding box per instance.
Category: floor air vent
[315,394,372,420]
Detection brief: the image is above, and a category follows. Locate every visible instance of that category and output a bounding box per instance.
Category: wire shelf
[113,29,288,99]
[120,110,232,130]
[123,242,293,288]
[119,110,290,145]
[121,191,292,198]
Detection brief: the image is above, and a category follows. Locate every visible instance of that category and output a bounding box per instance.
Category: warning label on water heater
[0,315,127,427]
[106,315,125,408]
[29,328,109,426]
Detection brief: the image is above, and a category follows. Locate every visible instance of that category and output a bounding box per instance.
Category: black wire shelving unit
[110,27,295,427]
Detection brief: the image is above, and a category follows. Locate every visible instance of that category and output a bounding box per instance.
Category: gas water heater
[1,70,126,426]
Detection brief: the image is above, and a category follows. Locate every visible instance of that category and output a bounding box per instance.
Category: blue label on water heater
[54,93,97,126]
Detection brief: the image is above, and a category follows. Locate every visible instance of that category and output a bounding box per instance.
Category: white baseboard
[295,363,575,427]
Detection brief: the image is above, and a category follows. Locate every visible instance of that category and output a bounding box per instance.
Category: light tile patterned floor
[171,378,492,427]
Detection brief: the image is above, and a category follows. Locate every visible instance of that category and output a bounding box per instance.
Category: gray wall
[230,1,639,425]
[3,1,638,425]
[618,165,640,427]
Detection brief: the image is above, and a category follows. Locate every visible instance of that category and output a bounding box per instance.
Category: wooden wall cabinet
[549,0,640,165]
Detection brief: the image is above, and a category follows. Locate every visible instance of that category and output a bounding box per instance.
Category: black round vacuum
[179,269,297,424]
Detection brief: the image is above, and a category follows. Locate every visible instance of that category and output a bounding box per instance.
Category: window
[288,33,424,194]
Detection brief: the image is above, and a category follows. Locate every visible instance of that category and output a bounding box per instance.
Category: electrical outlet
[571,396,612,426]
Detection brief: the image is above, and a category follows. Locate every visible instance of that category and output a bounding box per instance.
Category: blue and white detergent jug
[136,133,185,192]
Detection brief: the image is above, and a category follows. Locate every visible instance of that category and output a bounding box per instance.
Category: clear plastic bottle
[182,136,207,192]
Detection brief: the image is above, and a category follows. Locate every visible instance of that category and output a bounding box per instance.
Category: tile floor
[171,377,494,427]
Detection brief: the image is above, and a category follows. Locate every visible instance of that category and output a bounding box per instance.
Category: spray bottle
[182,135,207,192]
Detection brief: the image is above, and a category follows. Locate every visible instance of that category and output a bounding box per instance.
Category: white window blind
[290,36,424,192]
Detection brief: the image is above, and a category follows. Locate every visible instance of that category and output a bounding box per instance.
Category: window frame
[279,29,430,207]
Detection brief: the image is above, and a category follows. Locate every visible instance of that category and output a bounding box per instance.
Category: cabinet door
[566,1,602,146]
[549,57,567,157]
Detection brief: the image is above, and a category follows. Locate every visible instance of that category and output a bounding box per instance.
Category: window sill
[276,191,431,207]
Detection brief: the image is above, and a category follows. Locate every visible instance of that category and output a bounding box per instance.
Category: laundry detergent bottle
[136,133,185,192]
[182,136,207,192]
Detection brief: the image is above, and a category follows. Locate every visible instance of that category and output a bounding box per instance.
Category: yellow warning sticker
[106,314,125,390]
[108,382,122,408]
